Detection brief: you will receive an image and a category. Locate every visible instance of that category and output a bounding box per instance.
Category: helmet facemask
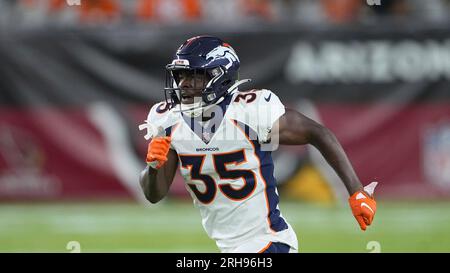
[164,65,230,117]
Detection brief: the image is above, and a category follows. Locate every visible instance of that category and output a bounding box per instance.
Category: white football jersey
[145,89,298,252]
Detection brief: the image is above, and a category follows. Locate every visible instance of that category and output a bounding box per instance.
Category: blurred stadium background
[1,0,450,253]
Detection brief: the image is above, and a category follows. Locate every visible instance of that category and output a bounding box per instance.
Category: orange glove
[348,182,378,231]
[146,136,171,169]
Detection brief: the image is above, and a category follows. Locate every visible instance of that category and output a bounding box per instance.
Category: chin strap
[172,79,252,117]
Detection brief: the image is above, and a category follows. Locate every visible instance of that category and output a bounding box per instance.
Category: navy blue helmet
[164,36,242,109]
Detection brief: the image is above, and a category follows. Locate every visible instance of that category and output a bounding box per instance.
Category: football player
[139,35,377,253]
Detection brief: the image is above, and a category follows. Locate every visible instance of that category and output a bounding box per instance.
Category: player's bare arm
[276,108,362,195]
[140,145,178,203]
[275,108,377,230]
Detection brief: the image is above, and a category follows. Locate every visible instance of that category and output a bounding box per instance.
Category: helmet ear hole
[209,67,222,78]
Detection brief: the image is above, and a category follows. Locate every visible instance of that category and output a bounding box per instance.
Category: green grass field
[1,200,450,253]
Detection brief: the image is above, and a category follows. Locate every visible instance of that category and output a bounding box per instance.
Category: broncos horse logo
[205,44,240,69]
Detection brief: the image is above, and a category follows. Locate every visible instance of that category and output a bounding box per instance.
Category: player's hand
[146,136,171,169]
[348,182,378,231]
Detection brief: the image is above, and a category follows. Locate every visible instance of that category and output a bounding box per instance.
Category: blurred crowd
[1,0,450,27]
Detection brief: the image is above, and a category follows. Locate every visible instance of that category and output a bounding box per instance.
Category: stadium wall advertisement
[1,25,450,202]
